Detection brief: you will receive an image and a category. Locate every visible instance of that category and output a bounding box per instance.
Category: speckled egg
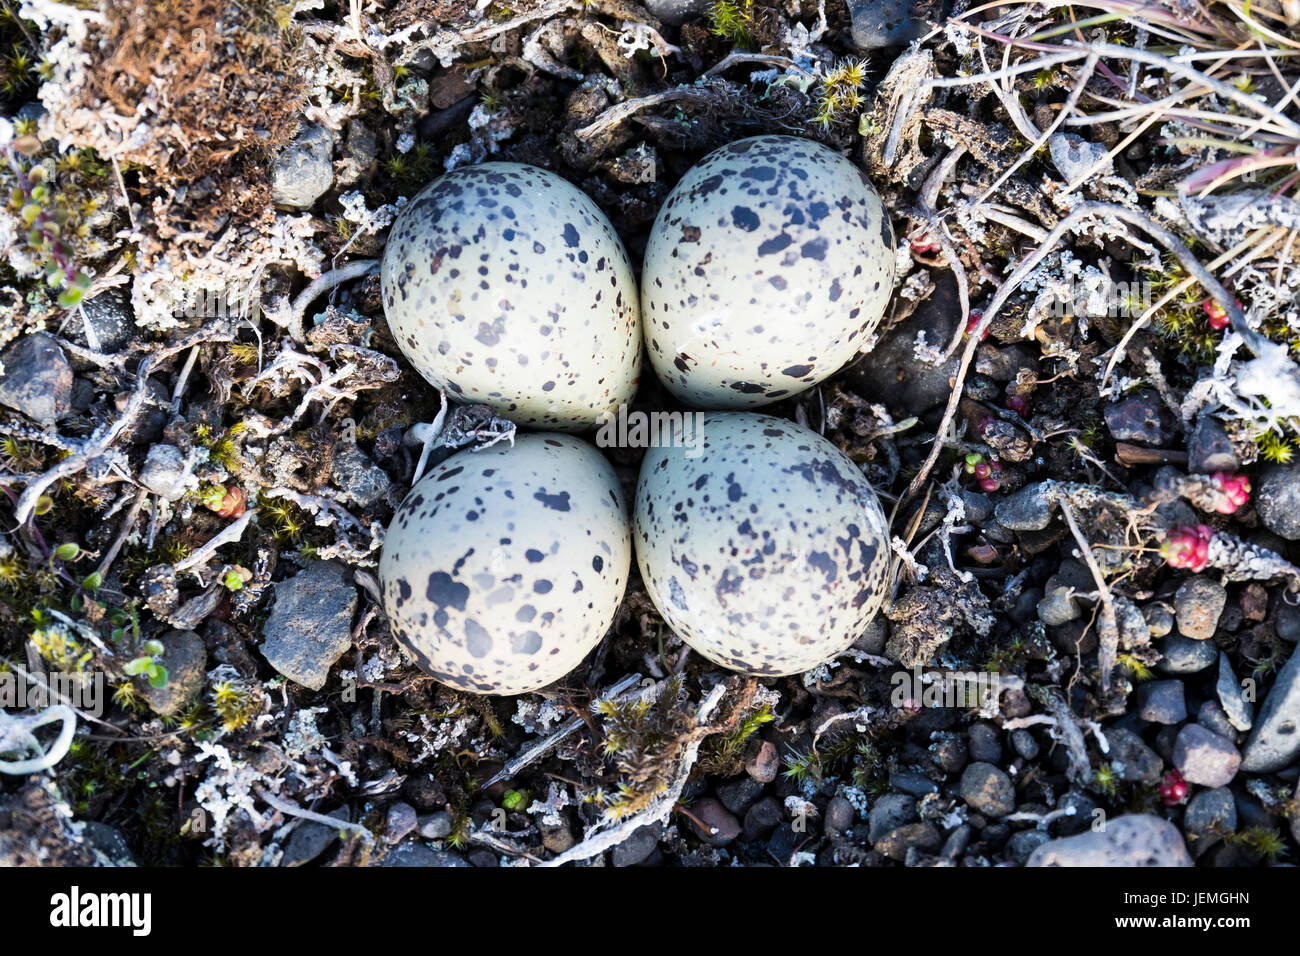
[633,412,891,676]
[381,163,642,429]
[379,434,631,695]
[640,135,895,408]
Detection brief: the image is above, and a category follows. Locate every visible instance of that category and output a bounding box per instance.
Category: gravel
[1184,787,1237,843]
[1174,575,1226,639]
[745,740,779,783]
[869,793,918,842]
[259,560,359,690]
[138,629,206,717]
[1173,724,1242,788]
[1187,415,1238,474]
[1027,814,1193,867]
[138,444,195,501]
[1037,587,1080,626]
[0,332,72,425]
[959,761,1015,817]
[1104,391,1173,445]
[611,824,661,867]
[1155,634,1218,674]
[1216,652,1254,732]
[967,722,1002,764]
[1132,680,1188,724]
[1241,648,1300,772]
[995,482,1054,532]
[378,842,470,867]
[874,822,940,862]
[642,0,709,24]
[1106,726,1163,786]
[271,123,335,209]
[1048,133,1112,182]
[684,798,740,847]
[716,776,764,816]
[848,0,947,49]
[331,443,392,509]
[1256,463,1300,540]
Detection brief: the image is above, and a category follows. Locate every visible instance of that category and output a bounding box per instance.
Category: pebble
[1027,814,1192,866]
[995,482,1054,532]
[889,770,939,797]
[82,822,136,867]
[869,793,918,842]
[68,287,135,354]
[385,802,418,844]
[331,444,392,509]
[1184,787,1237,843]
[1174,576,1226,640]
[540,823,574,854]
[716,776,764,816]
[741,797,782,842]
[378,842,470,867]
[138,444,195,501]
[611,824,661,867]
[745,740,780,783]
[1104,392,1173,445]
[1216,652,1253,732]
[874,822,940,862]
[0,332,72,425]
[1187,415,1238,474]
[1105,726,1163,786]
[1011,729,1039,760]
[259,560,358,691]
[1198,701,1237,741]
[960,762,1015,817]
[418,811,453,840]
[932,734,968,773]
[824,796,856,834]
[1143,603,1174,638]
[1132,680,1187,725]
[281,807,350,866]
[1037,587,1080,627]
[1274,598,1300,643]
[1048,132,1112,181]
[138,629,206,717]
[271,124,335,209]
[685,798,740,847]
[642,0,709,23]
[1006,829,1051,865]
[1241,648,1300,772]
[1155,634,1218,675]
[967,722,1002,764]
[1256,463,1300,540]
[848,0,947,48]
[1173,724,1241,788]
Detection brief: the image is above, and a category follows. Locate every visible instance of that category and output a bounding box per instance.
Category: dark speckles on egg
[632,413,890,677]
[640,135,894,410]
[378,434,631,695]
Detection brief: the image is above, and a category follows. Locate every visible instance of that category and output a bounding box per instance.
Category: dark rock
[849,0,948,48]
[1174,576,1226,640]
[1155,634,1218,675]
[1198,701,1237,741]
[967,722,1002,764]
[378,842,470,867]
[1104,391,1174,445]
[717,776,764,816]
[260,560,358,690]
[745,740,779,783]
[686,797,740,847]
[1275,598,1300,642]
[875,822,940,861]
[643,0,709,24]
[1028,814,1192,866]
[1006,829,1051,864]
[0,332,72,424]
[995,482,1053,531]
[1216,652,1253,732]
[960,762,1015,817]
[742,797,782,842]
[540,822,574,854]
[139,629,206,717]
[612,824,661,866]
[1011,729,1039,760]
[467,849,499,867]
[1143,603,1174,638]
[1188,416,1238,474]
[843,272,960,417]
[331,444,391,508]
[1257,463,1300,540]
[282,807,349,866]
[889,770,939,797]
[1106,726,1163,786]
[1037,587,1080,626]
[1174,724,1241,788]
[825,796,856,834]
[1241,648,1300,772]
[1132,680,1187,724]
[385,802,418,844]
[1184,787,1237,843]
[869,793,918,842]
[932,734,968,773]
[418,811,452,840]
[67,287,135,355]
[271,124,334,209]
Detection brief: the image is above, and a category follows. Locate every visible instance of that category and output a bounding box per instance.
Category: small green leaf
[142,639,164,657]
[81,572,103,591]
[54,542,80,561]
[148,665,169,689]
[34,496,54,516]
[123,658,150,677]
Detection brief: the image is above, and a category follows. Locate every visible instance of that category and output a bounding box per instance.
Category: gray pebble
[139,629,206,717]
[260,560,358,691]
[271,124,335,209]
[1155,634,1218,675]
[1037,587,1080,627]
[1174,576,1226,640]
[967,722,1002,764]
[1028,814,1192,866]
[1106,726,1163,786]
[1184,787,1237,843]
[1188,416,1238,474]
[1216,652,1254,732]
[612,824,661,867]
[1173,724,1241,788]
[0,332,72,425]
[1132,680,1187,725]
[869,793,918,843]
[1256,463,1300,540]
[960,762,1015,817]
[1241,648,1300,772]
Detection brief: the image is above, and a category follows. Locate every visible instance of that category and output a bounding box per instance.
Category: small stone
[139,629,206,717]
[1256,463,1300,540]
[1188,416,1238,474]
[642,0,709,23]
[741,797,782,842]
[1011,729,1039,760]
[69,287,135,354]
[716,776,764,816]
[960,762,1015,817]
[467,848,498,867]
[611,824,661,866]
[1037,587,1080,627]
[1048,132,1112,182]
[874,822,940,862]
[1173,724,1241,788]
[378,842,470,867]
[418,811,452,840]
[1274,598,1300,643]
[1028,814,1192,866]
[386,802,418,844]
[1216,652,1253,732]
[540,822,574,854]
[889,770,939,797]
[1184,787,1236,843]
[825,796,856,834]
[1132,680,1187,725]
[281,807,350,866]
[81,822,136,866]
[1006,829,1051,865]
[1241,648,1300,772]
[967,722,1002,764]
[138,444,195,501]
[1198,701,1236,741]
[686,797,740,847]
[271,124,335,209]
[260,560,358,690]
[849,0,948,49]
[1105,726,1163,786]
[745,740,779,783]
[932,735,968,773]
[331,444,392,508]
[994,482,1054,531]
[1104,391,1173,446]
[869,793,918,842]
[1174,576,1226,640]
[1155,635,1218,675]
[0,332,72,425]
[1143,603,1174,639]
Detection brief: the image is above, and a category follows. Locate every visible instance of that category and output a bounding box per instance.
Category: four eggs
[378,135,896,694]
